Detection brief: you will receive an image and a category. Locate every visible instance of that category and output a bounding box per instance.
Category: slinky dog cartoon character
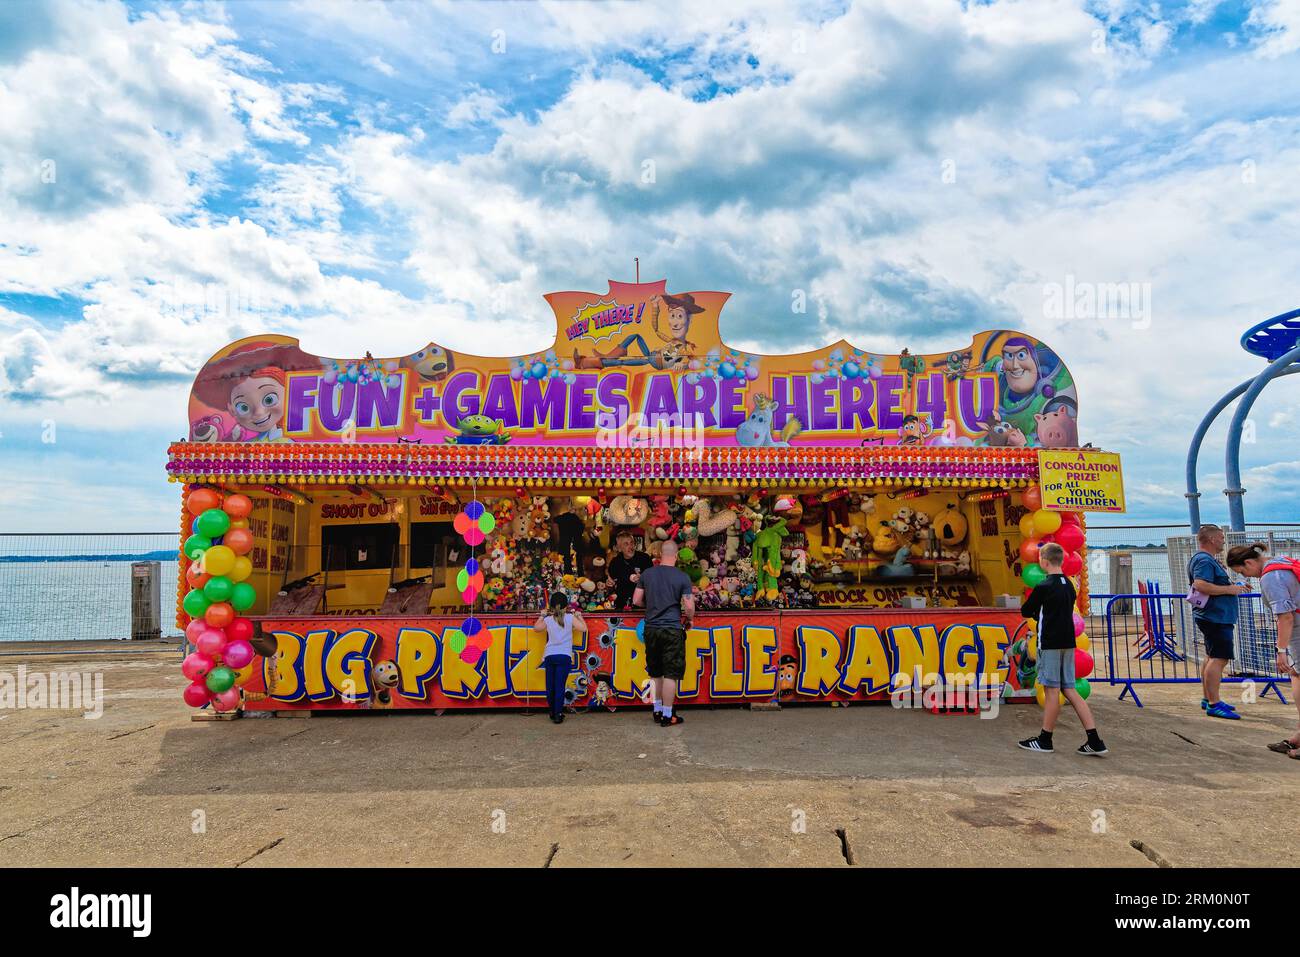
[371,659,400,709]
[400,344,454,382]
[735,393,803,448]
[444,413,511,445]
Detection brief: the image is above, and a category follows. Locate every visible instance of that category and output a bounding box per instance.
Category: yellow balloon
[1018,514,1037,539]
[1032,509,1062,536]
[230,519,249,529]
[229,555,253,582]
[1035,685,1065,708]
[203,544,236,576]
[1076,634,1091,652]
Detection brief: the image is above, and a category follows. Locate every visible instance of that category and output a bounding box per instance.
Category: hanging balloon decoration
[180,488,259,713]
[1016,485,1085,595]
[452,492,497,664]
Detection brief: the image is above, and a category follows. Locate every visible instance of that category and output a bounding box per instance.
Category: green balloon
[196,508,231,539]
[206,665,236,694]
[1075,678,1091,700]
[182,588,211,618]
[230,582,256,611]
[1021,563,1047,589]
[449,631,468,654]
[203,575,234,602]
[183,534,211,560]
[478,511,496,535]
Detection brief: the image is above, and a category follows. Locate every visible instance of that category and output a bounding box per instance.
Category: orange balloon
[188,488,223,516]
[1019,539,1041,565]
[223,493,253,519]
[224,527,254,556]
[186,563,211,589]
[1022,485,1043,511]
[204,602,234,628]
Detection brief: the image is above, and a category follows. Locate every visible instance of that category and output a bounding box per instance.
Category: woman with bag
[1227,543,1300,758]
[1188,524,1250,719]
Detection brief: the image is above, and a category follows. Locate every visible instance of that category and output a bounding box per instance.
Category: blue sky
[2,0,1300,531]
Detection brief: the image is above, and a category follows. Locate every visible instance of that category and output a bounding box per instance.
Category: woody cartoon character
[575,293,700,371]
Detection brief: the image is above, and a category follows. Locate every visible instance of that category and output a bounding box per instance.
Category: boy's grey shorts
[1037,648,1076,689]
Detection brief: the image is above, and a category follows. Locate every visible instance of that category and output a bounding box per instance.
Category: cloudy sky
[1,0,1299,532]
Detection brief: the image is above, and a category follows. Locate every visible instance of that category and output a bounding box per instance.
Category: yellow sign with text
[1036,449,1126,512]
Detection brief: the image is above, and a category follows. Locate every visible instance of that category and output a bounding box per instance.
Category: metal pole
[1225,344,1300,530]
[1185,365,1300,532]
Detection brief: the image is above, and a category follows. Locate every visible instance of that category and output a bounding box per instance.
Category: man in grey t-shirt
[634,540,695,727]
[1227,545,1300,758]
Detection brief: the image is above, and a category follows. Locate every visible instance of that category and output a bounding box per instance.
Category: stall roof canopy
[183,279,1081,452]
[166,441,1041,489]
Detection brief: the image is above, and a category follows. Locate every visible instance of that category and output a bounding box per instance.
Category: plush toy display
[752,516,788,601]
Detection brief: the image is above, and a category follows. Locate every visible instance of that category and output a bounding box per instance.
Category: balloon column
[452,495,496,665]
[180,488,258,712]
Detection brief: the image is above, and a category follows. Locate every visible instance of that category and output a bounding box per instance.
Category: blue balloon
[843,362,861,378]
[719,361,736,379]
[530,362,548,379]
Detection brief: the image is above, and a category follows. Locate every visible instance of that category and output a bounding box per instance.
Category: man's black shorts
[644,626,686,680]
[1196,618,1235,660]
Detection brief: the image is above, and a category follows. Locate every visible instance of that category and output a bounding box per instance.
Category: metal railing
[0,533,182,643]
[1084,590,1292,707]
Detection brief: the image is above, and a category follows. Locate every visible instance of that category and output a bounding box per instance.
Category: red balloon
[183,682,213,707]
[1019,539,1041,565]
[1056,524,1085,553]
[1022,485,1043,511]
[187,488,222,516]
[204,602,234,628]
[223,493,253,519]
[226,617,254,644]
[210,688,241,712]
[184,618,208,644]
[223,527,254,556]
[1074,648,1095,679]
[1062,551,1084,576]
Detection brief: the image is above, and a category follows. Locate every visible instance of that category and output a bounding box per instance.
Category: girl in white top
[533,592,587,724]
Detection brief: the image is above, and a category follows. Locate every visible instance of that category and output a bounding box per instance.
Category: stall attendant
[608,531,652,610]
[534,593,586,724]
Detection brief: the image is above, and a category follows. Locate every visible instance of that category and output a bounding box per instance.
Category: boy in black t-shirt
[1017,542,1108,756]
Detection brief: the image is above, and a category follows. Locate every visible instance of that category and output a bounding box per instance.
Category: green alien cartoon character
[445,414,511,445]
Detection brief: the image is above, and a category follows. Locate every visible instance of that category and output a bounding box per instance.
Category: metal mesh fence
[0,534,182,642]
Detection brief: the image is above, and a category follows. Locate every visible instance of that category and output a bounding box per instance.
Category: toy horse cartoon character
[735,393,803,447]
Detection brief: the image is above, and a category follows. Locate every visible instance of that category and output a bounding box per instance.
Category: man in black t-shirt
[634,540,695,727]
[607,531,651,610]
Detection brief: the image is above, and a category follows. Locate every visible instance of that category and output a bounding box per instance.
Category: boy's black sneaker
[652,710,663,724]
[662,713,684,727]
[1017,735,1052,753]
[1077,741,1108,756]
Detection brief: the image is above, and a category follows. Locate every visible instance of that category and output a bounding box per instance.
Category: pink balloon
[223,639,255,670]
[459,647,482,664]
[185,619,207,644]
[196,628,228,658]
[183,681,213,707]
[182,652,215,682]
[210,688,241,712]
[1074,648,1095,679]
[1072,612,1086,637]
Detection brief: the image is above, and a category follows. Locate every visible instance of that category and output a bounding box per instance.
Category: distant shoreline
[0,553,177,564]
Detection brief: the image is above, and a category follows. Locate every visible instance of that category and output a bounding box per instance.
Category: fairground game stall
[167,278,1124,716]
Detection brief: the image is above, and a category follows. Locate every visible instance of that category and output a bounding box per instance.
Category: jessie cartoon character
[576,293,701,371]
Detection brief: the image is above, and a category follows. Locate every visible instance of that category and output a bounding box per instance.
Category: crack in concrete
[236,837,284,867]
[835,827,855,865]
[1129,839,1172,867]
[543,843,559,868]
[108,724,157,740]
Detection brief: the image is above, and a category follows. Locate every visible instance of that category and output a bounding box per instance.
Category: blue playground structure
[1185,307,1300,531]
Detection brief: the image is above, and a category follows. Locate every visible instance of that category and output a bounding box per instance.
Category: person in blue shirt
[1189,525,1250,719]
